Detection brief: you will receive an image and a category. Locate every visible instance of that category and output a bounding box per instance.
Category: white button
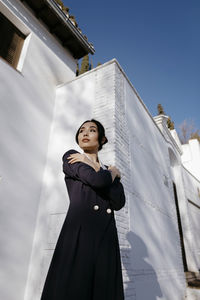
[93,205,99,211]
[106,208,112,214]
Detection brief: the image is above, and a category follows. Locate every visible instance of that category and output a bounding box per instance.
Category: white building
[0,1,200,300]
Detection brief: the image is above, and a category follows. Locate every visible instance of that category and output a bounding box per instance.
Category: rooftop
[20,0,95,59]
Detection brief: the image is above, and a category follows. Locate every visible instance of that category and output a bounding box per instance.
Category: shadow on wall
[122,231,163,300]
[0,33,73,300]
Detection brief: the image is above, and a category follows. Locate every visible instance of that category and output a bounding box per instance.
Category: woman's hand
[67,153,100,172]
[108,165,121,182]
[67,153,89,164]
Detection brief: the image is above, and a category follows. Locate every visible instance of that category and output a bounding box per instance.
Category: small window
[0,12,26,69]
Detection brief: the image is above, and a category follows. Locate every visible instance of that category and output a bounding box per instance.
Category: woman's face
[78,121,99,151]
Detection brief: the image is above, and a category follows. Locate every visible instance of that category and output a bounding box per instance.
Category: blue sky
[63,0,200,135]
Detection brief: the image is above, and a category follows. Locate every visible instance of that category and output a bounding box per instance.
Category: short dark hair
[75,119,108,151]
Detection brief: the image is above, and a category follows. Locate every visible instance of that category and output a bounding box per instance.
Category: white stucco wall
[0,1,76,300]
[1,3,200,295]
[123,66,186,300]
[24,69,97,300]
[182,166,200,270]
[182,139,200,181]
[27,59,200,300]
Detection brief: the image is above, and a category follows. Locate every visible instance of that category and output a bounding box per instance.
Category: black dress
[41,149,126,300]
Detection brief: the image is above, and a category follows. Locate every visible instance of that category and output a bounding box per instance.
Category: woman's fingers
[67,154,81,164]
[67,154,91,168]
[108,165,121,178]
[67,157,76,164]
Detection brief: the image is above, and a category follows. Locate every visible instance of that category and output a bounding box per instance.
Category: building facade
[0,1,200,300]
[0,0,93,299]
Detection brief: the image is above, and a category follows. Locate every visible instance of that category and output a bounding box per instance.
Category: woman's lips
[82,139,90,142]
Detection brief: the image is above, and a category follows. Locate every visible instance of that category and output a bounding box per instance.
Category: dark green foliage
[157,104,165,115]
[167,117,174,130]
[157,104,175,130]
[76,55,95,76]
[79,55,89,75]
[90,57,93,70]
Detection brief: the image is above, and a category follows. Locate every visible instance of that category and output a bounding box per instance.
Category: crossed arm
[62,149,126,210]
[66,151,121,181]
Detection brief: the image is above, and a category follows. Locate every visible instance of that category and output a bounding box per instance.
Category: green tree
[157,103,165,115]
[90,57,93,70]
[79,54,89,75]
[167,117,174,130]
[157,104,175,130]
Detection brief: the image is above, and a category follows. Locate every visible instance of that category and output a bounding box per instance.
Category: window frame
[0,11,26,69]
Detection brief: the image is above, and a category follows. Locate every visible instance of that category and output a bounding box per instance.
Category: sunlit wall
[0,1,76,300]
[27,60,200,299]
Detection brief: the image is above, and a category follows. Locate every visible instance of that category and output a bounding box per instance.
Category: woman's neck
[83,151,99,163]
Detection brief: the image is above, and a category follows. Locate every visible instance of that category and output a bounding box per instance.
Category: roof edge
[45,0,95,55]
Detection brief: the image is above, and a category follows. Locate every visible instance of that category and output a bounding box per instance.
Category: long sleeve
[62,149,113,189]
[104,177,126,211]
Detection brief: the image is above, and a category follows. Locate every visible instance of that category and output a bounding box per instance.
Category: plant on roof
[157,103,165,115]
[54,0,69,13]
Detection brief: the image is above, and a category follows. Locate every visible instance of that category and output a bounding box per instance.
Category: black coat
[41,149,126,300]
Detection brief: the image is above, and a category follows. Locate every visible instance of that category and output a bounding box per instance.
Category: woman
[41,119,126,300]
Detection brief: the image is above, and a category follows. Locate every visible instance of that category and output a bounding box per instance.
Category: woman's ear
[101,136,107,145]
